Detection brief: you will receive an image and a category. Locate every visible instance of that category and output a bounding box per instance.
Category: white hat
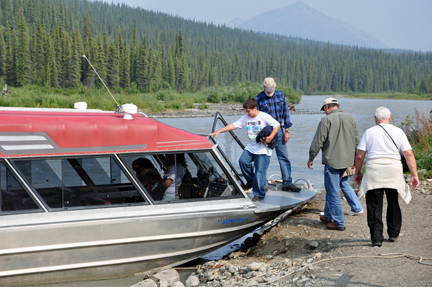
[321,97,339,111]
[263,77,276,88]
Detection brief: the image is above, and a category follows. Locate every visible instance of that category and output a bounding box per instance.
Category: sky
[108,0,432,51]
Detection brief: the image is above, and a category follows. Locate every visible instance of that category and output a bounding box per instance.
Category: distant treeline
[0,0,431,95]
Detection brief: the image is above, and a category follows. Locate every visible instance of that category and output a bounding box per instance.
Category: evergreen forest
[0,0,432,96]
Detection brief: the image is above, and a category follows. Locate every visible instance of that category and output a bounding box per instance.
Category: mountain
[235,2,388,49]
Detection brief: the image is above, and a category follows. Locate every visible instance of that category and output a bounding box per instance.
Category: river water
[35,96,431,287]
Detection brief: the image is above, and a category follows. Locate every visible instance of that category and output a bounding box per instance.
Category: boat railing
[210,112,246,186]
[211,112,245,150]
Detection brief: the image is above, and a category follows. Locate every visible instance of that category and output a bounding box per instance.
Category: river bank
[145,103,317,118]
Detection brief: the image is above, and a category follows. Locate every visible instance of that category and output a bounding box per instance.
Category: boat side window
[122,151,242,202]
[12,156,147,210]
[0,162,41,214]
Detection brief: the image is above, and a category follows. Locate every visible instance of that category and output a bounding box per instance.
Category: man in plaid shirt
[255,77,301,192]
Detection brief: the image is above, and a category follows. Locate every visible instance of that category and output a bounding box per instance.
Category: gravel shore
[145,103,318,118]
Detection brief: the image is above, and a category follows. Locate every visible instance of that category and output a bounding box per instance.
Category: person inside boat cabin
[159,154,187,201]
[132,158,162,194]
[208,98,280,201]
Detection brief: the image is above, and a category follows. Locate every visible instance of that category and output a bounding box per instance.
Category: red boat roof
[0,108,213,158]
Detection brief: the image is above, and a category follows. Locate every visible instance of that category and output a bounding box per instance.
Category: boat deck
[247,184,317,213]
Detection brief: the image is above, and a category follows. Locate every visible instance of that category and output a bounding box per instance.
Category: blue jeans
[323,165,346,227]
[239,150,270,198]
[275,128,292,187]
[340,175,363,213]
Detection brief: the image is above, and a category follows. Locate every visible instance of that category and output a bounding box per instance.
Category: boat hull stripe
[0,241,227,277]
[0,218,268,256]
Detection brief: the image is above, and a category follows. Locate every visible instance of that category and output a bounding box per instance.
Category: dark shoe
[373,241,382,247]
[252,196,264,202]
[388,236,398,242]
[326,222,346,231]
[282,184,301,192]
[242,183,253,190]
[320,215,333,224]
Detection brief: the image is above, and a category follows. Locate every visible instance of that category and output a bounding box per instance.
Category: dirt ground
[221,191,432,286]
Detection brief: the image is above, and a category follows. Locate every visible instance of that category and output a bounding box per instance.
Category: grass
[0,83,302,113]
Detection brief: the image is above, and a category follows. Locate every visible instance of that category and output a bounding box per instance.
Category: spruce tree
[174,32,188,91]
[129,28,137,84]
[154,50,163,85]
[82,33,95,89]
[0,27,5,77]
[54,24,68,88]
[164,47,175,89]
[4,23,14,85]
[147,46,155,89]
[16,9,31,87]
[95,33,106,88]
[2,0,14,29]
[119,41,130,88]
[26,0,36,25]
[44,32,58,88]
[196,51,208,91]
[107,42,119,89]
[69,30,82,88]
[136,35,148,91]
[32,20,45,85]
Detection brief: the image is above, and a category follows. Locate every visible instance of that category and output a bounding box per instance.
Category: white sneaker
[345,210,364,216]
[320,211,324,216]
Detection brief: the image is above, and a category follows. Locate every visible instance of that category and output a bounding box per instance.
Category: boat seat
[178,168,193,199]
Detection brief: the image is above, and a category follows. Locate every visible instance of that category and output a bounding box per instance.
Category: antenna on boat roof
[82,55,121,112]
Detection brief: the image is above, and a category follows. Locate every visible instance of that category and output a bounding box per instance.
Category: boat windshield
[122,150,243,203]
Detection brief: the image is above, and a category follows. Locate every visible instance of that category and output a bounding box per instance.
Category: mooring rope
[260,253,432,285]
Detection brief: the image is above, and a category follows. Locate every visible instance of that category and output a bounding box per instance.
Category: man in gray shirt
[307,98,361,231]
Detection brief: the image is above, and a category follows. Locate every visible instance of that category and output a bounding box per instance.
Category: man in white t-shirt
[161,154,186,201]
[209,98,280,201]
[354,107,419,247]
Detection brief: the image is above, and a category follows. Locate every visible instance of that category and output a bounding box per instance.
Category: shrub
[207,92,221,103]
[198,103,209,110]
[146,101,164,113]
[418,155,432,171]
[165,100,184,110]
[184,99,195,109]
[401,108,432,176]
[279,86,301,104]
[402,109,432,152]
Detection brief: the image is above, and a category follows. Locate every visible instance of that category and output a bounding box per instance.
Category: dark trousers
[366,188,402,243]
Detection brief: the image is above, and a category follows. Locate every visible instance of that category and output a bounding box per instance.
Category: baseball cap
[320,97,339,111]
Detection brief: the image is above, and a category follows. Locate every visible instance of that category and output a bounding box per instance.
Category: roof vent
[122,104,138,120]
[74,102,88,110]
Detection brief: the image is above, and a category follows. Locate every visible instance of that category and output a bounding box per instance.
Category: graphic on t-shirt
[246,120,262,140]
